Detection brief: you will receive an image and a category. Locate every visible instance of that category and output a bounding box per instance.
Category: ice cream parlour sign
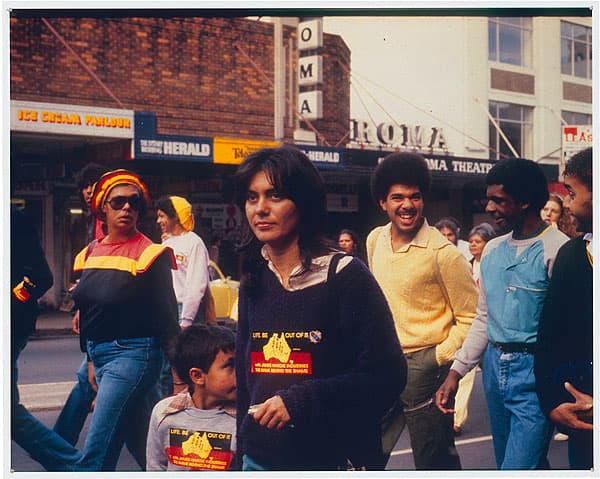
[11,100,134,138]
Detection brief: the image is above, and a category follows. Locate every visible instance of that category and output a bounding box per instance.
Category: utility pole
[273,18,284,142]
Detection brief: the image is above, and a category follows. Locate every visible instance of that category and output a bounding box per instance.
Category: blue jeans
[71,337,162,471]
[12,335,83,471]
[158,350,174,398]
[54,357,97,445]
[482,343,552,469]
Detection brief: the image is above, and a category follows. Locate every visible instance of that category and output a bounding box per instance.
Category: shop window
[561,21,592,80]
[488,101,533,160]
[488,17,532,67]
[562,110,592,126]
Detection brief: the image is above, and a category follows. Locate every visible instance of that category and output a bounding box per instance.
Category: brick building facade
[9,13,351,308]
[10,14,350,143]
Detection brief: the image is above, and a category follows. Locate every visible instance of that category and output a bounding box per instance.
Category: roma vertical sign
[297,19,323,121]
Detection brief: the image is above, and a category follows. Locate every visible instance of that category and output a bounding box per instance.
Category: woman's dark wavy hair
[486,158,549,213]
[233,146,335,290]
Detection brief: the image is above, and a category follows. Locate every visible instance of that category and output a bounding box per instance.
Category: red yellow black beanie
[90,169,150,218]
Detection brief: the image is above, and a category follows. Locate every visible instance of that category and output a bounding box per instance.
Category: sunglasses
[105,195,143,211]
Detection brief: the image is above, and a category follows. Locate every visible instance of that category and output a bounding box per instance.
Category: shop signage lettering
[297,19,323,120]
[562,125,592,169]
[85,115,131,128]
[213,137,280,165]
[163,140,210,157]
[350,119,448,151]
[11,101,134,138]
[134,112,213,162]
[425,158,449,171]
[304,149,339,163]
[232,146,254,162]
[292,144,344,168]
[368,150,494,177]
[452,160,493,174]
[16,109,132,128]
[137,138,212,161]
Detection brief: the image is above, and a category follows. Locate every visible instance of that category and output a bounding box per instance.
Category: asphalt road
[12,336,570,471]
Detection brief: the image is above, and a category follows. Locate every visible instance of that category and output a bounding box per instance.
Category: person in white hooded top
[156,196,213,328]
[156,195,216,397]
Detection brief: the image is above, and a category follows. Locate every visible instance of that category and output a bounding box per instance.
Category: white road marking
[391,435,494,456]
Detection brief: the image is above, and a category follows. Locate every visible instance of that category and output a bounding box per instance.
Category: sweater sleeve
[277,259,407,430]
[145,250,180,347]
[534,244,573,417]
[180,236,210,322]
[145,402,168,471]
[234,284,250,468]
[434,245,478,365]
[451,284,489,377]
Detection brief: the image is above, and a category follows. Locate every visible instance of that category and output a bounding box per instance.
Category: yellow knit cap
[169,196,194,232]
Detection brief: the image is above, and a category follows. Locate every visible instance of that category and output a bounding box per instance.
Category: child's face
[202,350,236,406]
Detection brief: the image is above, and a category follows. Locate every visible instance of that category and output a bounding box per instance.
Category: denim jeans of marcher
[11,335,83,471]
[54,356,97,445]
[70,337,162,471]
[482,343,552,470]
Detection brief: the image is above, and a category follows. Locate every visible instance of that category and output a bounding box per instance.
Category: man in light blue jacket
[435,158,568,470]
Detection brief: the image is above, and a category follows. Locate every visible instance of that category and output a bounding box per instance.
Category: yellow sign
[213,137,281,165]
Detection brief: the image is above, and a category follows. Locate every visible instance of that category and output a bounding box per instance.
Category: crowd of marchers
[11,145,593,471]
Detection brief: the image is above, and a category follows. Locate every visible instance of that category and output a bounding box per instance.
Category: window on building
[561,21,592,79]
[488,101,533,160]
[562,110,592,125]
[488,17,532,67]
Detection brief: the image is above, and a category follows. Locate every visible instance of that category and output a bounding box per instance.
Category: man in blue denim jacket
[436,158,568,470]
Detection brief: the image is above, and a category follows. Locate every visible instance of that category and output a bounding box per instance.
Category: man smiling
[436,158,569,470]
[367,152,478,469]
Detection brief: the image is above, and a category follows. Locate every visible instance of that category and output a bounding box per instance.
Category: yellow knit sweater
[366,221,478,365]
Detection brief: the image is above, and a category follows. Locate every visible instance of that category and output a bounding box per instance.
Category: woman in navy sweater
[233,146,406,470]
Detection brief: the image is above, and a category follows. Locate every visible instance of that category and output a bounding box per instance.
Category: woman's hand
[72,310,81,334]
[251,395,291,430]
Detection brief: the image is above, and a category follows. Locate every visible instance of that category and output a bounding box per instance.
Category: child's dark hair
[156,196,177,219]
[486,158,549,213]
[169,325,235,388]
[564,147,592,191]
[371,152,431,203]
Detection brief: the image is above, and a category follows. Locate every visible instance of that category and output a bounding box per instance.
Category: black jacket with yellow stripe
[72,231,179,351]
